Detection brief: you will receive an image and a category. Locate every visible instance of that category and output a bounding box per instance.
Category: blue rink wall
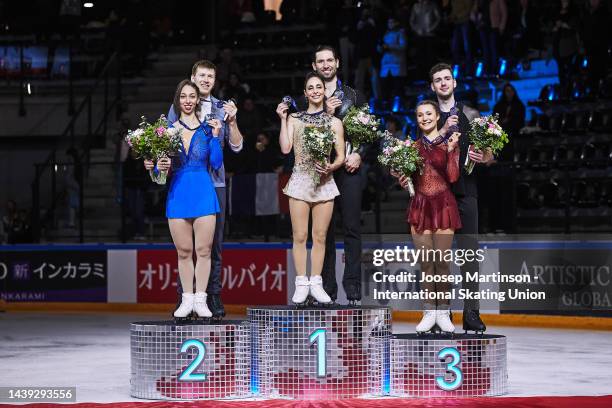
[1,240,611,317]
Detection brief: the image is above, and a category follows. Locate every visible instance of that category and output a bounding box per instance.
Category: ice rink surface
[1,312,611,403]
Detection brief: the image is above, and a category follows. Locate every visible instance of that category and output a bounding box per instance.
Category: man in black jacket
[430,62,492,332]
[297,45,371,304]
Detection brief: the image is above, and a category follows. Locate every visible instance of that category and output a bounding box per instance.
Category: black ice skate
[463,309,486,335]
[207,294,225,321]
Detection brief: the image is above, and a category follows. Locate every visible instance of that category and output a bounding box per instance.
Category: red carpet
[4,396,612,408]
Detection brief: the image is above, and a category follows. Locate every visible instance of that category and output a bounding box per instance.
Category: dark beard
[437,91,453,101]
[320,69,336,80]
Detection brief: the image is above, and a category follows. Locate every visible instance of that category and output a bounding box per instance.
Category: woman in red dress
[397,100,461,333]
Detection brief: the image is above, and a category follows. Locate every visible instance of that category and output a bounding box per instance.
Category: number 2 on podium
[436,347,463,391]
[178,339,207,381]
[309,328,327,377]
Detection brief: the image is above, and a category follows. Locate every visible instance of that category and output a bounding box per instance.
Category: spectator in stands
[472,0,507,75]
[493,82,523,170]
[493,83,525,141]
[386,116,406,140]
[118,125,148,241]
[354,7,380,99]
[580,0,611,92]
[58,0,81,39]
[449,0,475,75]
[226,0,256,27]
[215,48,242,89]
[248,132,283,173]
[219,72,249,104]
[280,0,301,24]
[64,147,82,229]
[410,0,441,78]
[503,0,536,62]
[552,0,579,97]
[236,96,267,146]
[481,82,525,234]
[1,200,18,244]
[15,210,32,243]
[379,17,407,99]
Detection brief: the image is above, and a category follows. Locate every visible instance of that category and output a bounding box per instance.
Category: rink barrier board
[4,302,612,331]
[3,241,612,329]
[5,240,612,251]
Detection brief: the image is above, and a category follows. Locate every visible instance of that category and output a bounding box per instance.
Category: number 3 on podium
[436,347,463,391]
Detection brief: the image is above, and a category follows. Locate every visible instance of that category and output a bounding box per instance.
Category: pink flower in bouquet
[357,112,370,125]
[156,126,165,136]
[404,139,412,146]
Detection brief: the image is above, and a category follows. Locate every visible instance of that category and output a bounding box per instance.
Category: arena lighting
[582,56,589,69]
[475,61,484,78]
[452,64,460,79]
[84,2,94,8]
[499,58,507,76]
[392,96,401,113]
[27,83,31,95]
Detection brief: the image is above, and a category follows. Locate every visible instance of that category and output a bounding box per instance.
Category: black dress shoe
[207,294,226,319]
[463,309,486,333]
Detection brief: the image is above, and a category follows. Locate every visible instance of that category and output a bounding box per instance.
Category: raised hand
[207,119,222,136]
[276,102,289,120]
[223,100,238,122]
[441,114,459,135]
[325,96,342,115]
[447,132,460,152]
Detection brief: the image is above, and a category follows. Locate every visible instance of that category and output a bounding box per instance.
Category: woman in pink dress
[397,100,461,333]
[276,72,345,305]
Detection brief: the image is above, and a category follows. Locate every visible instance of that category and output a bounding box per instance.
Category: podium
[391,333,508,397]
[130,320,250,400]
[248,305,391,399]
[130,307,507,400]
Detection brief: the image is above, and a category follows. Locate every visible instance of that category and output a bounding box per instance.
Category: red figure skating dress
[407,138,462,233]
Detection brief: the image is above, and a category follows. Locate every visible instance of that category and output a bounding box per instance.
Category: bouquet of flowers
[342,104,382,149]
[465,114,509,174]
[303,125,335,185]
[377,132,423,197]
[125,115,182,184]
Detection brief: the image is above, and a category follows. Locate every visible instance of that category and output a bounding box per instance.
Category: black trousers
[177,186,226,296]
[456,195,480,310]
[321,167,363,300]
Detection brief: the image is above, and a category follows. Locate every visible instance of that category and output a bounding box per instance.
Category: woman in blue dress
[145,80,223,318]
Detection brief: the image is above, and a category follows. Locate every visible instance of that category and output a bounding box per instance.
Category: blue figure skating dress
[166,123,223,219]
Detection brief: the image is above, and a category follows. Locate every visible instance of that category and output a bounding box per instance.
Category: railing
[31,52,122,242]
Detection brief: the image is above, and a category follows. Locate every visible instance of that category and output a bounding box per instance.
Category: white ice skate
[193,292,212,318]
[309,275,332,304]
[292,276,310,304]
[416,310,437,333]
[173,293,194,318]
[436,309,455,333]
